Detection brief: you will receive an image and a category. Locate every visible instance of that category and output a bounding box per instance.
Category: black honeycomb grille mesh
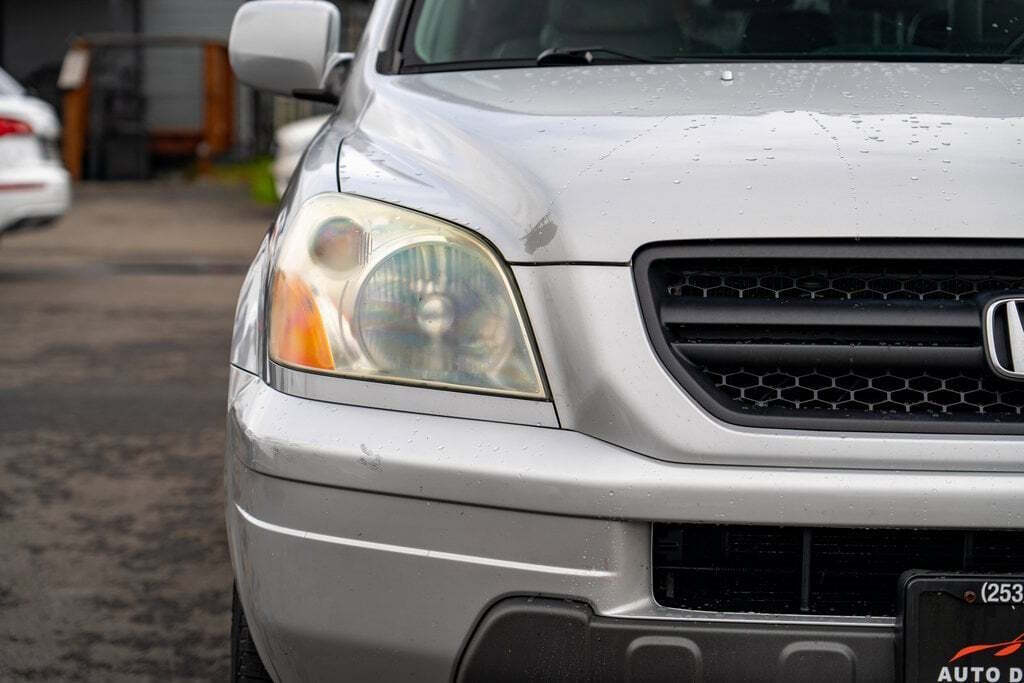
[667,263,1024,302]
[636,247,1024,431]
[702,366,1024,417]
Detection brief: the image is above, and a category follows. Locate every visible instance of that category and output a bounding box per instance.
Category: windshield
[0,68,25,96]
[402,0,1024,68]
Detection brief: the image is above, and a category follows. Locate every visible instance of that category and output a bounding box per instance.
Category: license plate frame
[902,573,1024,683]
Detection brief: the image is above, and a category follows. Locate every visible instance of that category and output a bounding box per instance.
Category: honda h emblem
[984,297,1024,381]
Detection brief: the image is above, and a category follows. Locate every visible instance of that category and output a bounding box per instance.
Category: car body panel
[514,264,1024,471]
[0,82,70,234]
[227,364,1011,680]
[230,253,1024,472]
[339,61,1024,263]
[230,234,268,374]
[272,114,330,199]
[227,451,650,682]
[0,164,70,231]
[226,0,1024,679]
[0,93,60,140]
[275,110,348,228]
[228,367,1024,526]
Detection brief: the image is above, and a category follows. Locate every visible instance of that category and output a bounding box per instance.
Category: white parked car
[0,67,71,235]
[271,115,329,199]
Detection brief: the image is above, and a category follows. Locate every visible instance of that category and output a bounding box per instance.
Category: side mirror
[229,0,343,99]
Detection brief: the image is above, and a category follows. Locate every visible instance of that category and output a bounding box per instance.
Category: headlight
[268,193,547,399]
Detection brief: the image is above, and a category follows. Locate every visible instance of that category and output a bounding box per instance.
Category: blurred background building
[0,0,371,179]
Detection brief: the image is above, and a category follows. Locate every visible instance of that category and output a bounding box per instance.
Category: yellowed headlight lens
[267,193,546,399]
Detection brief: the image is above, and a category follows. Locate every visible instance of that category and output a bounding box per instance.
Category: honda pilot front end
[225,0,1024,680]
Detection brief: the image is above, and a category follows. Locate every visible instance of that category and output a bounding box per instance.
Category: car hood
[341,62,1024,263]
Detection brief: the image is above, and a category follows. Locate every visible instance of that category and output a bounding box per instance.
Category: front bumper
[226,367,1024,681]
[228,457,898,682]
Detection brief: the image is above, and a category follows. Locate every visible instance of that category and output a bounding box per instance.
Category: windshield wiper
[536,46,668,66]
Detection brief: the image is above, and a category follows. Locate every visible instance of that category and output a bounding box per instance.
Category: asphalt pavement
[0,181,275,681]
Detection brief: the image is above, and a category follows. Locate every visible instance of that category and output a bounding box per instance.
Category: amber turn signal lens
[268,272,334,371]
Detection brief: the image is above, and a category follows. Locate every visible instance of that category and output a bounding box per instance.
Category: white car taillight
[0,118,32,137]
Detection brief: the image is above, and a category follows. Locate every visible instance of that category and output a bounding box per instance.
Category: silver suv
[225,1,1024,680]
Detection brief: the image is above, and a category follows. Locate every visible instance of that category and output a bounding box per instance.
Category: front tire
[231,585,273,682]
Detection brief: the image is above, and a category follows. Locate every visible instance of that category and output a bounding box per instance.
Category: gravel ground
[0,181,275,681]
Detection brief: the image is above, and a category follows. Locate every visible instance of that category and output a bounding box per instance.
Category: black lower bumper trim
[456,598,896,682]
